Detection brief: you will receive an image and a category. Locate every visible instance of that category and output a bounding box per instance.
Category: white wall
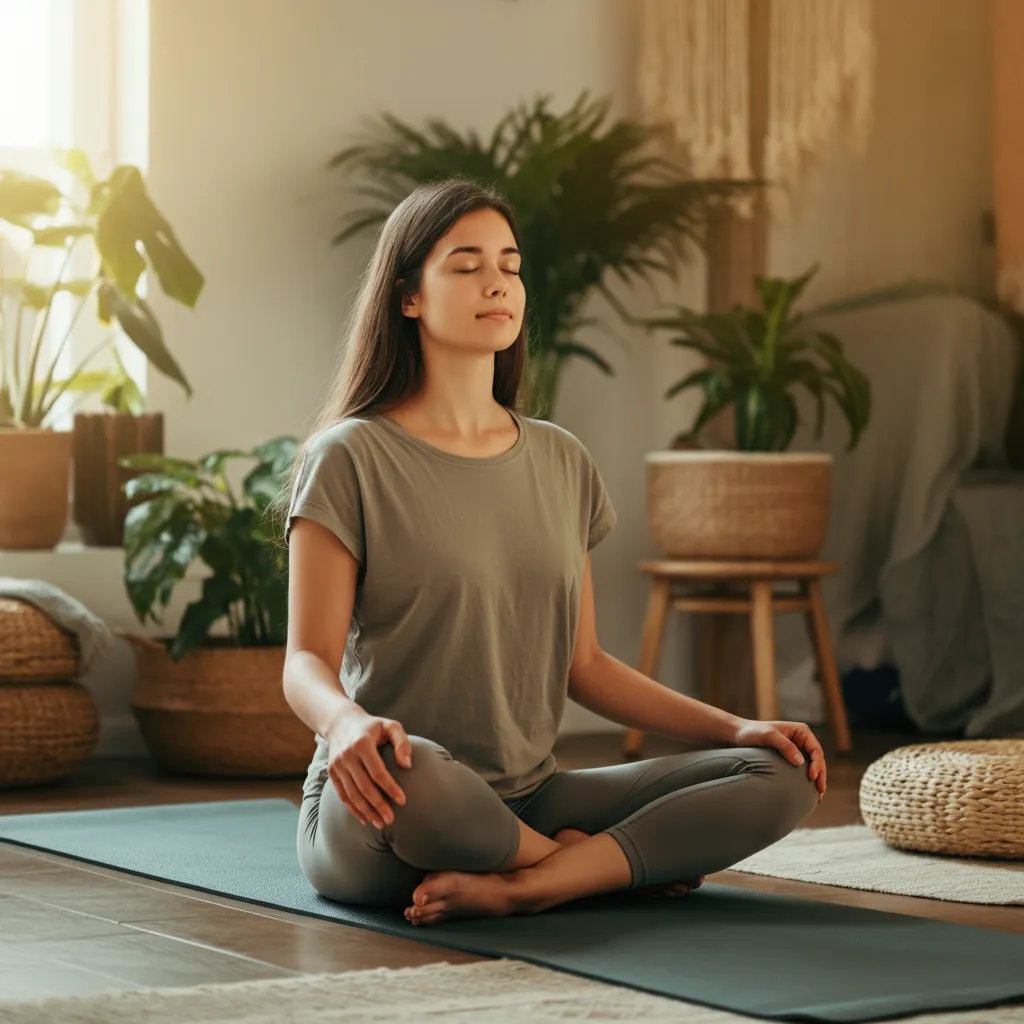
[769,0,994,303]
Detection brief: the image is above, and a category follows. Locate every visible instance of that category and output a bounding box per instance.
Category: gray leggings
[296,735,819,908]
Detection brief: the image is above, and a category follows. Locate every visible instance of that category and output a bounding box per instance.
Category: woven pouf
[0,596,79,683]
[859,740,1024,858]
[0,682,100,788]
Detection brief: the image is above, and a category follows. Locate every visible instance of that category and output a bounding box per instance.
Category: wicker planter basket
[0,597,80,683]
[859,740,1024,858]
[646,450,833,559]
[0,427,74,549]
[122,632,314,778]
[0,682,100,788]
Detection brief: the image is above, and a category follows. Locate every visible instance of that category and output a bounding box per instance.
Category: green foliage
[326,91,754,418]
[119,436,299,660]
[652,265,957,451]
[0,150,202,428]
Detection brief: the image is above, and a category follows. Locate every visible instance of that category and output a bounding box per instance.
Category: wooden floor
[1,726,1022,1005]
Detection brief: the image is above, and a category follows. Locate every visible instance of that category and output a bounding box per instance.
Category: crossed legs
[296,735,819,925]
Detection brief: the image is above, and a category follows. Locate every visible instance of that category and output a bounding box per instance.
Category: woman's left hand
[730,718,827,803]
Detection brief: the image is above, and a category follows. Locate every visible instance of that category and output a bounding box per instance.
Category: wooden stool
[622,558,852,760]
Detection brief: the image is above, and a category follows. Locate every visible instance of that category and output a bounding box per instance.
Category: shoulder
[522,414,594,470]
[522,414,587,456]
[303,415,375,460]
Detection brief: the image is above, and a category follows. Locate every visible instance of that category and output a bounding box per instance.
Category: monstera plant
[0,150,202,548]
[326,90,753,419]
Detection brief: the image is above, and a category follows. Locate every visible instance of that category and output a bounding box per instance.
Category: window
[0,0,149,429]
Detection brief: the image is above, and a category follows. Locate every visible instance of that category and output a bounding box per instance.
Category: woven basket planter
[859,740,1024,858]
[0,427,74,549]
[121,632,313,778]
[0,682,100,788]
[0,597,80,683]
[646,451,833,559]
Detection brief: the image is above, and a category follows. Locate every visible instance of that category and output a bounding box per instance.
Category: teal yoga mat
[1,798,1023,1022]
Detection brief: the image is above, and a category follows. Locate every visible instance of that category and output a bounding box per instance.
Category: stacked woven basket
[0,597,100,788]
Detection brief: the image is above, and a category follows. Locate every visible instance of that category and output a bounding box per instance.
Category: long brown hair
[269,177,528,534]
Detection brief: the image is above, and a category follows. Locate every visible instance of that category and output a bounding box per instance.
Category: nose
[483,266,508,296]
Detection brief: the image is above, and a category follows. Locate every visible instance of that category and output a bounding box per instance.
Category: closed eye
[455,268,520,275]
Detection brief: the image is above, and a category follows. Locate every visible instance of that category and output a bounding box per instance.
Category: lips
[477,309,514,320]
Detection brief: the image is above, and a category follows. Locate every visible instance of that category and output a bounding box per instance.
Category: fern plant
[326,90,753,419]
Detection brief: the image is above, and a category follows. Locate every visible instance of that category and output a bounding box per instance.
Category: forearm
[283,649,361,737]
[569,650,743,747]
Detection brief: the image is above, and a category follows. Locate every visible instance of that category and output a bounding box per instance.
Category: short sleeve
[286,432,365,564]
[585,450,617,551]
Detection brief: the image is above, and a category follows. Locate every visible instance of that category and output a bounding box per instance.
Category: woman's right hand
[325,709,413,829]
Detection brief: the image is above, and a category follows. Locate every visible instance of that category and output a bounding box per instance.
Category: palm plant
[326,90,753,419]
[650,264,956,451]
[0,150,201,428]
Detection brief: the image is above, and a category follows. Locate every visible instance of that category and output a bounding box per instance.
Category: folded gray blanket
[0,576,116,677]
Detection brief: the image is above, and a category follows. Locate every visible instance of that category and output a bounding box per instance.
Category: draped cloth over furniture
[637,0,876,218]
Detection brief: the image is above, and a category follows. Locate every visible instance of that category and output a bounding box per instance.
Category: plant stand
[621,558,852,760]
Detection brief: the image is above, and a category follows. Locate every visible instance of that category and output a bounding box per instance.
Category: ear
[397,279,420,319]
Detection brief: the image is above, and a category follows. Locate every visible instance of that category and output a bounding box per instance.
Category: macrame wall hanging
[637,0,876,219]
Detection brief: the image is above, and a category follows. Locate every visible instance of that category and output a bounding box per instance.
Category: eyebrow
[444,246,521,258]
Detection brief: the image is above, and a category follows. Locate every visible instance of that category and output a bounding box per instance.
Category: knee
[739,746,820,830]
[379,735,451,806]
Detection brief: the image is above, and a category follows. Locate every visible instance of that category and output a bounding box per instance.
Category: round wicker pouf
[0,682,101,788]
[123,632,314,778]
[0,596,79,683]
[859,740,1024,859]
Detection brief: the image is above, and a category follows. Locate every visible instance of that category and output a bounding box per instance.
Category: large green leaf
[0,170,62,225]
[90,165,204,307]
[170,575,244,660]
[98,281,193,396]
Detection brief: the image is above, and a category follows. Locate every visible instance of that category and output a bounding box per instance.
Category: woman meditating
[277,177,826,928]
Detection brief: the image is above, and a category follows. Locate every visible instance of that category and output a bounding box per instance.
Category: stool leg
[749,580,779,722]
[622,575,672,760]
[804,579,853,753]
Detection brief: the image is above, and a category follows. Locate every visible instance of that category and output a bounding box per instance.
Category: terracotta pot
[646,450,833,559]
[121,632,314,778]
[0,427,73,549]
[72,411,164,547]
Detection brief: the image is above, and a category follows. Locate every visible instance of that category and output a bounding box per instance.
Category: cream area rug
[1,959,1023,1024]
[731,825,1024,904]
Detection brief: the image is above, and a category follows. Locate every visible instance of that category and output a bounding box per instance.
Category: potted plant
[116,435,311,778]
[326,90,754,419]
[0,150,201,549]
[644,264,949,558]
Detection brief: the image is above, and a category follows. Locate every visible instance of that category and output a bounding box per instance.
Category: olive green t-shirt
[285,407,617,802]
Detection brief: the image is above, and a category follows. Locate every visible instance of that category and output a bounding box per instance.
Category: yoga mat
[2,798,1023,1024]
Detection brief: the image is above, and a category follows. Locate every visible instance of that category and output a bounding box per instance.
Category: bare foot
[553,828,704,899]
[405,869,520,926]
